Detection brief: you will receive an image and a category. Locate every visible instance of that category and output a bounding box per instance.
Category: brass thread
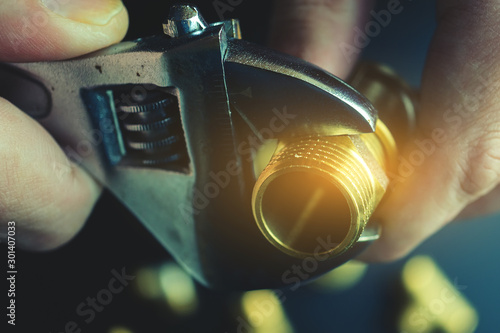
[252,121,396,258]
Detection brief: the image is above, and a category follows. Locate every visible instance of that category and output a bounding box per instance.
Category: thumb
[0,0,128,62]
[269,0,372,78]
[0,0,128,250]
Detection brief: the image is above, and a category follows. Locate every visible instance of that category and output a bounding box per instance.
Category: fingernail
[40,0,124,26]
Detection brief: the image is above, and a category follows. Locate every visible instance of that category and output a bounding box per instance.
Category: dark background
[2,1,500,332]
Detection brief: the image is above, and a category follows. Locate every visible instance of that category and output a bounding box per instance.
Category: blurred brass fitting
[252,63,416,258]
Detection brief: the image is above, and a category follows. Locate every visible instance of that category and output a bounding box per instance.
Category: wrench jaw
[191,34,384,290]
[224,38,378,138]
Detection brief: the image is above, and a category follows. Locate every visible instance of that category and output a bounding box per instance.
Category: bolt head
[163,5,208,38]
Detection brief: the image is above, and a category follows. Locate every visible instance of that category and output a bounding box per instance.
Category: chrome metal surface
[163,4,208,37]
[0,5,386,289]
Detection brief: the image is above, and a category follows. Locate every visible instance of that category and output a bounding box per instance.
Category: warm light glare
[311,260,368,292]
[400,256,478,333]
[108,326,133,333]
[253,139,279,178]
[241,290,294,333]
[159,262,198,316]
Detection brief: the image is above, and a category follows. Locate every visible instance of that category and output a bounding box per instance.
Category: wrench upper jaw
[224,39,378,139]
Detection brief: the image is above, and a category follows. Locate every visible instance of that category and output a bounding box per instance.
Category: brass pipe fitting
[252,63,416,259]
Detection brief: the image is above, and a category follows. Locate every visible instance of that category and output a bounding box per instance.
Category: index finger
[269,0,374,78]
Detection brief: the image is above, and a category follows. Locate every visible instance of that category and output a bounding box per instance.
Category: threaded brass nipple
[252,121,395,258]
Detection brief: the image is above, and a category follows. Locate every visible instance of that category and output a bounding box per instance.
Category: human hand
[0,0,128,250]
[270,0,500,261]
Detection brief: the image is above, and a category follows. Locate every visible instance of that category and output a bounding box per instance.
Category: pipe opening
[260,171,351,255]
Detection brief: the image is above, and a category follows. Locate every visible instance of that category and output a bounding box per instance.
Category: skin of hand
[0,0,128,250]
[270,0,500,262]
